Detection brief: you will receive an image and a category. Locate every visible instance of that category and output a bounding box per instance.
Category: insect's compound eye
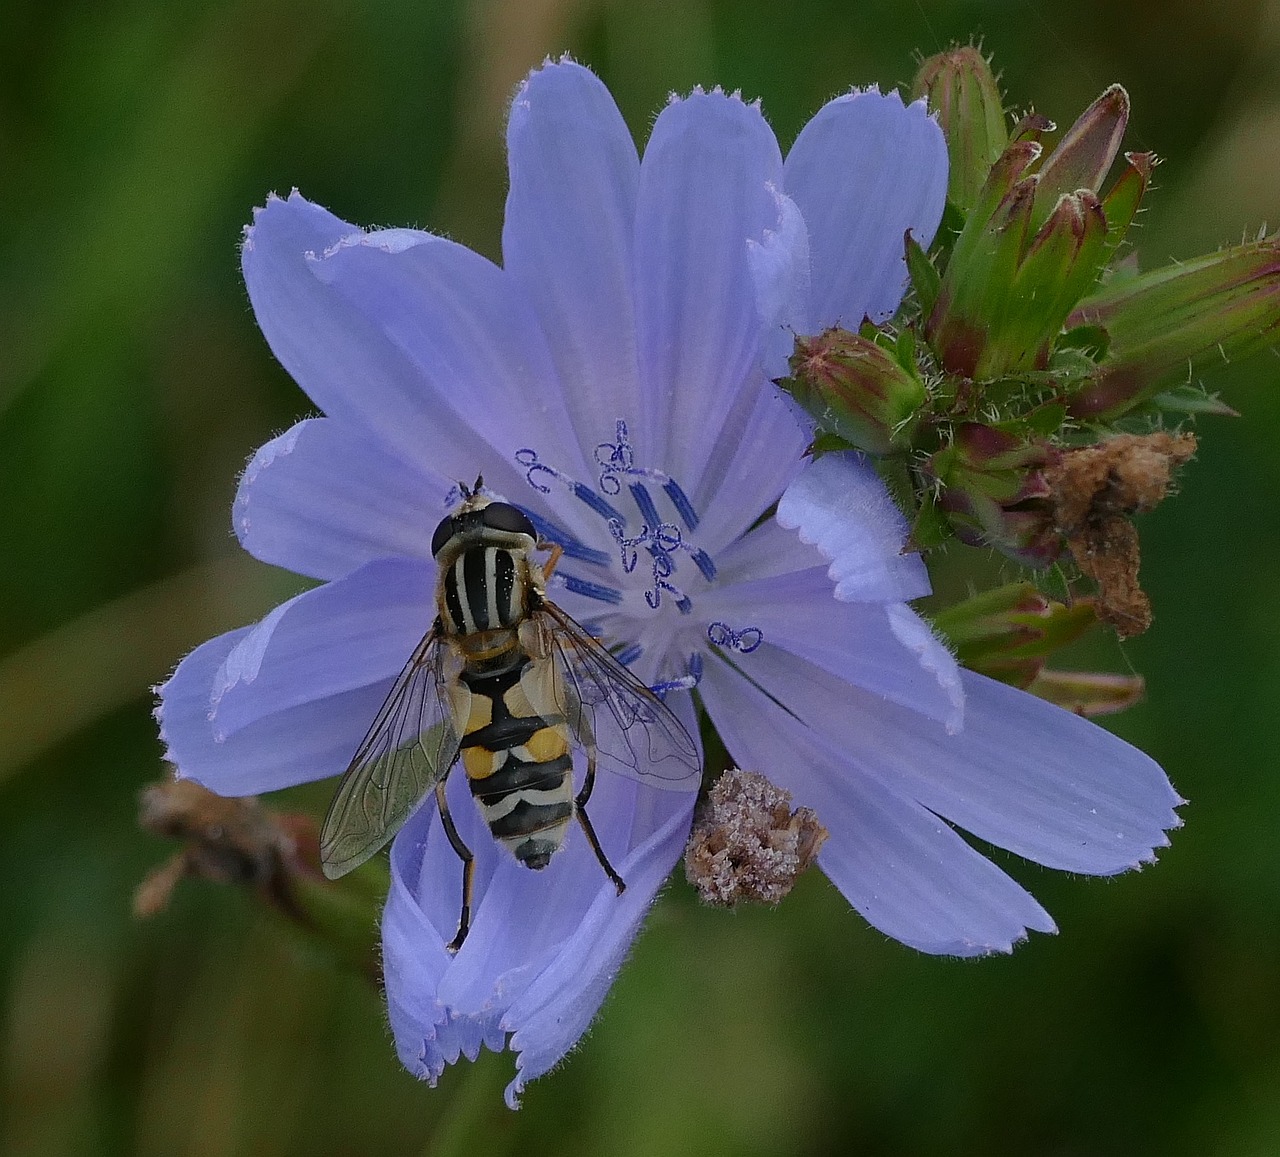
[430,516,459,557]
[480,502,537,538]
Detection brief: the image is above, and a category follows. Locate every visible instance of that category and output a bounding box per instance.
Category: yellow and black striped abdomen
[457,653,574,869]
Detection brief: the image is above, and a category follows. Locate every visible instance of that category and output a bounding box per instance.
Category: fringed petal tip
[777,452,931,603]
[383,776,696,1109]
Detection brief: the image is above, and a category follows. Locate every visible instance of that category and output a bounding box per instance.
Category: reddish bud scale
[779,328,925,455]
[930,424,1063,566]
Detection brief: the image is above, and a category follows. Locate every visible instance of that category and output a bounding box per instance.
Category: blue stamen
[572,482,624,523]
[518,507,610,567]
[615,643,644,667]
[649,652,704,699]
[515,448,559,494]
[690,548,717,581]
[708,621,764,653]
[629,482,662,531]
[662,479,700,530]
[609,518,650,574]
[558,574,624,605]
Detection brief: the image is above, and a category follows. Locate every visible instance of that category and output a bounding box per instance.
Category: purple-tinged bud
[928,423,1063,566]
[931,582,1143,715]
[1067,236,1280,418]
[1101,151,1156,253]
[913,46,1010,213]
[778,327,926,455]
[1031,84,1130,235]
[994,189,1109,375]
[922,83,1140,384]
[927,147,1039,376]
[930,581,1099,688]
[1027,669,1145,717]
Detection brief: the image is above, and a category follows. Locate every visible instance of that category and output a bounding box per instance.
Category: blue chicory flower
[155,59,1181,1107]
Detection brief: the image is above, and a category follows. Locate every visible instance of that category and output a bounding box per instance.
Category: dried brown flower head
[684,769,828,907]
[1047,431,1197,637]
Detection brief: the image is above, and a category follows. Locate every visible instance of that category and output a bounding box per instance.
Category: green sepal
[905,232,941,318]
[1149,385,1240,418]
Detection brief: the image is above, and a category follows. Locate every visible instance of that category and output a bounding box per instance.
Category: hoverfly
[319,480,702,950]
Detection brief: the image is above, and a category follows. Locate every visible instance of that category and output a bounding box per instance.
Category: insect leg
[538,541,564,579]
[575,749,626,895]
[436,780,475,952]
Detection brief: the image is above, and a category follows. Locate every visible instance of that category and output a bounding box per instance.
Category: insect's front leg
[537,541,564,579]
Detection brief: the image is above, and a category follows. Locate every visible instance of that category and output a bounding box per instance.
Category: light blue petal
[242,194,550,505]
[745,186,812,383]
[382,740,697,1106]
[209,557,432,738]
[734,643,1182,876]
[156,626,390,794]
[784,89,948,328]
[632,89,785,486]
[503,60,643,465]
[776,451,930,601]
[885,671,1184,874]
[700,572,963,730]
[699,655,1055,955]
[312,229,592,491]
[234,418,449,581]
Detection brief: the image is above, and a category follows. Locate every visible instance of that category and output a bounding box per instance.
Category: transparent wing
[537,601,702,791]
[320,627,462,879]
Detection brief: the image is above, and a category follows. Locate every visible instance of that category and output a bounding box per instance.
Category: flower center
[514,420,717,617]
[507,420,763,695]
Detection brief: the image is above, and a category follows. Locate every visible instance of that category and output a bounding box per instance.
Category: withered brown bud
[1047,432,1197,637]
[134,778,318,919]
[684,769,828,907]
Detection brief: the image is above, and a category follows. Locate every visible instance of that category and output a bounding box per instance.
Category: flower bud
[1027,669,1145,717]
[930,581,1098,687]
[913,46,1010,213]
[1031,84,1129,234]
[778,327,926,455]
[1068,236,1280,418]
[921,84,1140,383]
[931,583,1144,716]
[928,423,1062,566]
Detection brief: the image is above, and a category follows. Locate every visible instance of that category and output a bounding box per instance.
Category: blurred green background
[3,0,1280,1153]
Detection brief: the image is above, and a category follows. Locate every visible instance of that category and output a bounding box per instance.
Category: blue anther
[690,548,717,582]
[649,652,703,698]
[519,507,610,567]
[662,479,700,530]
[615,643,644,667]
[629,482,662,531]
[572,482,625,523]
[558,574,624,605]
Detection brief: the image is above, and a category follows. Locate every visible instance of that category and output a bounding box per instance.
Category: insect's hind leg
[436,780,475,952]
[575,750,626,895]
